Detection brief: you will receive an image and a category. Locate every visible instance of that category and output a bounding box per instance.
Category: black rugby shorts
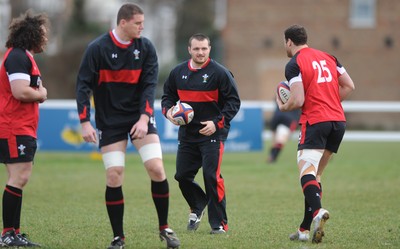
[298,121,346,153]
[0,135,37,163]
[98,122,158,148]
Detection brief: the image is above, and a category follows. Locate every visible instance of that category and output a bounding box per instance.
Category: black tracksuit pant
[174,139,228,230]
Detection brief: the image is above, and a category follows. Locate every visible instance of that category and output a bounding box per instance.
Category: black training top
[76,31,158,129]
[162,58,241,142]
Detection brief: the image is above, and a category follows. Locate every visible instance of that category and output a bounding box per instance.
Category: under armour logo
[182,75,187,79]
[112,53,118,58]
[211,139,216,143]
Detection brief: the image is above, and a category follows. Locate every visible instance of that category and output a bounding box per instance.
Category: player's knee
[174,171,193,183]
[11,170,32,188]
[275,124,291,143]
[299,161,315,177]
[106,168,124,186]
[145,161,166,181]
[174,172,184,182]
[202,170,217,182]
[12,175,30,188]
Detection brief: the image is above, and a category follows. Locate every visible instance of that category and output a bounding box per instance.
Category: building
[222,0,400,129]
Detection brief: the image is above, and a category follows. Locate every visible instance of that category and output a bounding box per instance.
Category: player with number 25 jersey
[285,47,346,125]
[277,25,355,244]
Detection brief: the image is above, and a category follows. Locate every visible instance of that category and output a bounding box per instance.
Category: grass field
[1,141,399,249]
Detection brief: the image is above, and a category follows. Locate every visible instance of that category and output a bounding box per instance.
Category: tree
[175,0,220,61]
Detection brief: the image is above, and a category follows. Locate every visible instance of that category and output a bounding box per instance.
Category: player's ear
[119,18,127,27]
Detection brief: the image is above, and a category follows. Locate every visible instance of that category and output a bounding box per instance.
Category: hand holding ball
[171,101,194,125]
[277,81,291,104]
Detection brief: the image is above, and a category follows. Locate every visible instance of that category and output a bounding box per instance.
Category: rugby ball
[171,101,194,125]
[277,81,290,104]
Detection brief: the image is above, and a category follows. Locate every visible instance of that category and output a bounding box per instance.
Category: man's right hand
[81,121,97,143]
[166,106,179,126]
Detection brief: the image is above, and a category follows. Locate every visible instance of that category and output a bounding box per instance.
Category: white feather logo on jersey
[202,74,209,83]
[133,49,140,60]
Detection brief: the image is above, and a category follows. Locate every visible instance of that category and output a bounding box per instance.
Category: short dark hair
[284,24,308,45]
[188,33,211,47]
[117,3,144,25]
[6,10,49,52]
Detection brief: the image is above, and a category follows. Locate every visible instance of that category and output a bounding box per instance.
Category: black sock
[299,198,313,231]
[300,174,321,217]
[151,180,169,231]
[2,185,22,234]
[105,186,124,238]
[269,144,282,162]
[13,195,22,234]
[299,181,323,230]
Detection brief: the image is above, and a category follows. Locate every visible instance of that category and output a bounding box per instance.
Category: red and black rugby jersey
[162,58,241,142]
[0,48,41,138]
[285,47,346,125]
[76,31,158,129]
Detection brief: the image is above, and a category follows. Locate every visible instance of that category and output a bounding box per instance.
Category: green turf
[1,141,399,248]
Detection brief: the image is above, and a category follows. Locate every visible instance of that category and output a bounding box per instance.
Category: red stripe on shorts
[7,136,18,158]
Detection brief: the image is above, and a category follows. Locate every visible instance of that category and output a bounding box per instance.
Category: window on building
[349,0,376,28]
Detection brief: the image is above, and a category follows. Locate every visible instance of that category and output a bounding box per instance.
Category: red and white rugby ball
[171,101,194,125]
[277,81,290,104]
